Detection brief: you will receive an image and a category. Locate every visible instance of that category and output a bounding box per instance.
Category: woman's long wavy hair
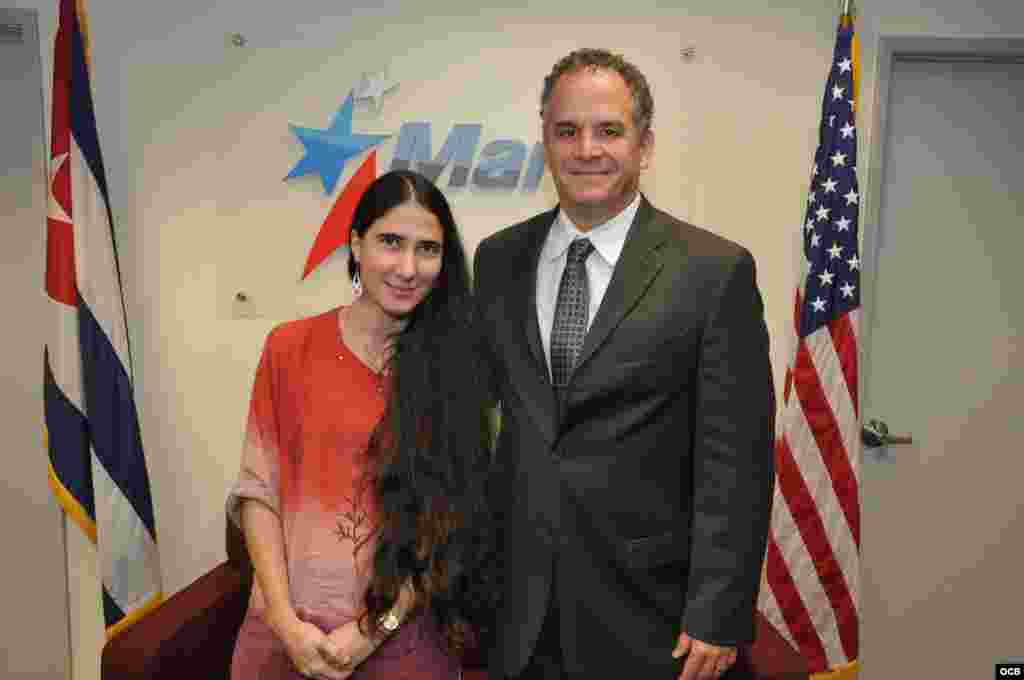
[351,170,497,655]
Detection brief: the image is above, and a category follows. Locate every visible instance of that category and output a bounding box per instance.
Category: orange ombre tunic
[228,306,457,679]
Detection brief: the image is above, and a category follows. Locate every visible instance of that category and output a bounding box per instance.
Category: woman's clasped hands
[279,615,376,680]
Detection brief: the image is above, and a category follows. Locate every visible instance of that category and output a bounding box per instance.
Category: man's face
[542,67,653,231]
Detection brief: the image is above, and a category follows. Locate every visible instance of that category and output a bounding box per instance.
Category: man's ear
[640,128,655,170]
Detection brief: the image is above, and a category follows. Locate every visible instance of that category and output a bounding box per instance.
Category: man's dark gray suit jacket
[472,197,775,679]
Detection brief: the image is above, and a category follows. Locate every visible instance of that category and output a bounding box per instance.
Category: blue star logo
[284,92,390,195]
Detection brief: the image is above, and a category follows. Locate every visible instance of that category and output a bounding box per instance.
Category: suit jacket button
[538,525,555,547]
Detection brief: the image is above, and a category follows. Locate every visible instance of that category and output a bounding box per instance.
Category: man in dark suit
[473,48,775,680]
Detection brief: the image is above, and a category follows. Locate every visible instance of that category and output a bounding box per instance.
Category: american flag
[44,0,163,639]
[758,15,861,676]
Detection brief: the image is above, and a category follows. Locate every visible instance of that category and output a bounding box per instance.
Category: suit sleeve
[681,249,775,646]
[472,238,501,411]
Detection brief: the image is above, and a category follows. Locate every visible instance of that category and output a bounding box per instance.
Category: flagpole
[842,0,852,16]
[60,515,74,679]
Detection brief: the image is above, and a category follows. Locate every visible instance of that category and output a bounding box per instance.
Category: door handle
[862,418,913,448]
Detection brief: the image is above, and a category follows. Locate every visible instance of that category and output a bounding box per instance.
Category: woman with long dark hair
[228,170,495,680]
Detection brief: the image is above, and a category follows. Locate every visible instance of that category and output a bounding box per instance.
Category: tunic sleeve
[227,330,283,528]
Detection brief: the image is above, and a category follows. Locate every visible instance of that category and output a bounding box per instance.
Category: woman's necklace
[339,310,393,378]
[358,334,392,376]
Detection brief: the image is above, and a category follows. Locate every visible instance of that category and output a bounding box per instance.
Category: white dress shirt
[536,193,642,378]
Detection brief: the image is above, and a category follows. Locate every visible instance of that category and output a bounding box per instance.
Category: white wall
[7,1,1024,678]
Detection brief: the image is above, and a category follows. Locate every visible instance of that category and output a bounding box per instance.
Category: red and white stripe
[759,292,861,674]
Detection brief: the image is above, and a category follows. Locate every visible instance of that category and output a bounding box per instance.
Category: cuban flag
[44,0,162,639]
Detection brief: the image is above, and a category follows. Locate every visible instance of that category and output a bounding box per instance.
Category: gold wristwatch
[378,609,401,633]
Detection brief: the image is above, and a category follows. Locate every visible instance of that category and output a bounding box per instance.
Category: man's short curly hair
[540,48,654,133]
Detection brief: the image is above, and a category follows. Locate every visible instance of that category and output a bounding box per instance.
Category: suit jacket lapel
[521,208,558,380]
[514,208,559,444]
[574,196,668,378]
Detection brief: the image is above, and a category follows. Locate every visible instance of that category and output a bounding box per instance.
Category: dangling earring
[351,267,363,298]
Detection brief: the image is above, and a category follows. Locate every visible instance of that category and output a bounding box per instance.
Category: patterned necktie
[550,238,595,389]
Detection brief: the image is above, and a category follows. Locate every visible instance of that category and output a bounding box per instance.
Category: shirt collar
[542,192,642,266]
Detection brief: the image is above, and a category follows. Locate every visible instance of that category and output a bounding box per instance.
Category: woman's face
[350,200,445,320]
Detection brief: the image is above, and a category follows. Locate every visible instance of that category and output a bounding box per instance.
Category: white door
[0,7,73,678]
[861,56,1024,679]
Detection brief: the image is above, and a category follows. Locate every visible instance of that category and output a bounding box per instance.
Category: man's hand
[672,631,738,680]
[278,617,352,680]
